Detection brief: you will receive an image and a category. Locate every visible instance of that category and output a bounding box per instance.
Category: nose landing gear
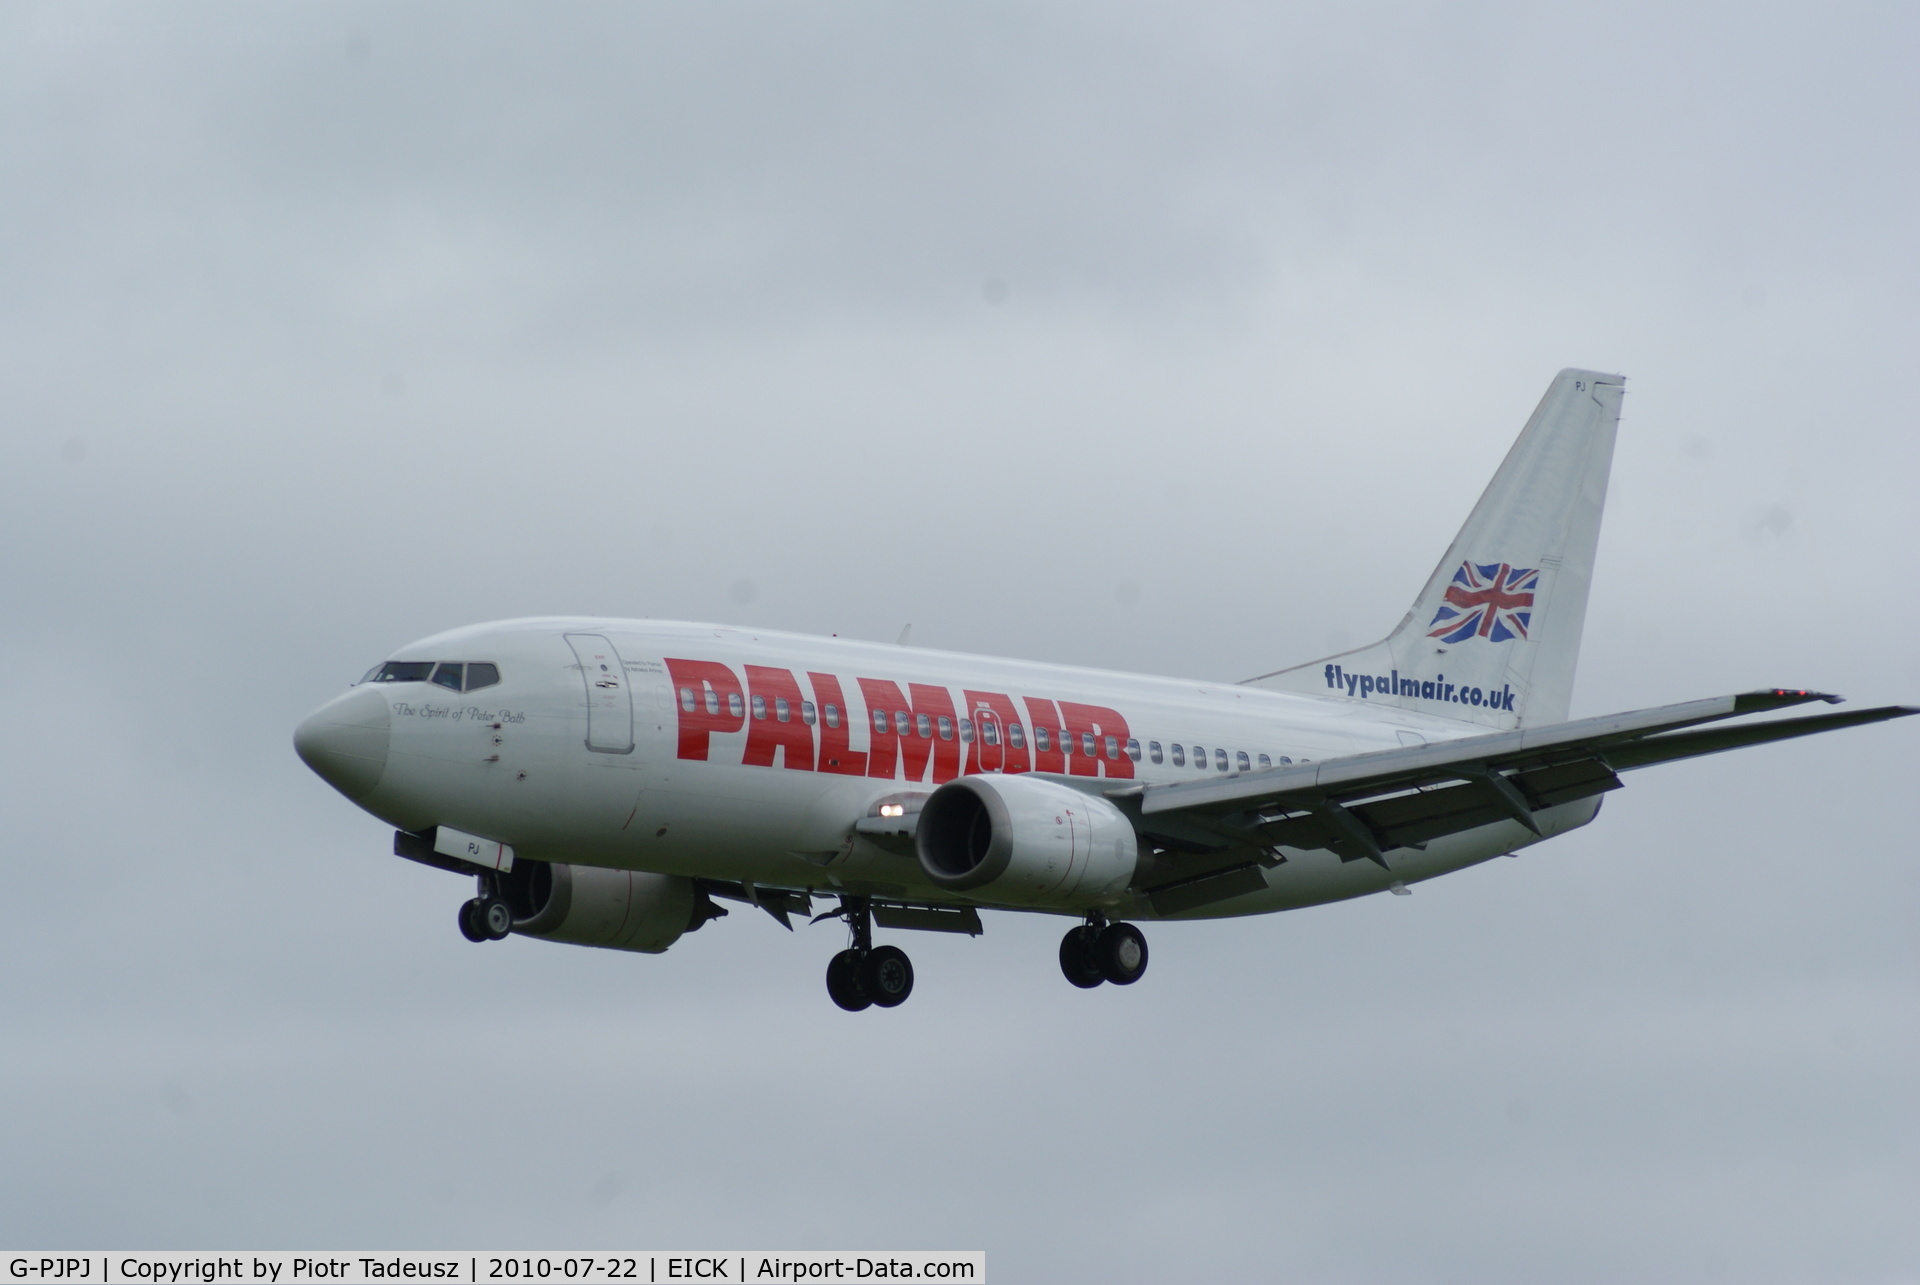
[1059,915,1149,988]
[823,896,915,1011]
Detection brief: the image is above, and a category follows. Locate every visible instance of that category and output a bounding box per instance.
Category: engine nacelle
[503,861,715,954]
[915,774,1140,908]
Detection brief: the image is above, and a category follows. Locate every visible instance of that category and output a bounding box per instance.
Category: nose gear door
[565,633,635,754]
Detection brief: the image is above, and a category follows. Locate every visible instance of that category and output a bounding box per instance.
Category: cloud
[1,2,1917,1277]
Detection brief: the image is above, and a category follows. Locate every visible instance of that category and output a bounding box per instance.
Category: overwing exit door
[973,710,1004,772]
[565,633,635,754]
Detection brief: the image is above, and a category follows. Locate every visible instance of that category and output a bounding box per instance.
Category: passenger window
[1279,755,1293,765]
[1008,723,1026,749]
[1035,727,1051,752]
[374,661,435,683]
[1191,745,1204,768]
[916,713,932,738]
[464,662,500,692]
[431,663,464,691]
[1171,743,1185,766]
[1149,741,1163,764]
[1126,738,1141,762]
[751,695,767,720]
[873,710,889,734]
[1257,753,1271,768]
[1236,751,1250,772]
[1104,735,1118,760]
[960,719,974,743]
[704,687,720,716]
[727,693,744,718]
[1081,733,1096,757]
[775,697,791,723]
[981,720,999,746]
[936,715,953,740]
[1215,748,1229,771]
[679,686,697,712]
[801,700,816,725]
[895,711,912,736]
[825,704,841,729]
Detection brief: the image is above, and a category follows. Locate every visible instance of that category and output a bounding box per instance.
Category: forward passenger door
[565,633,635,754]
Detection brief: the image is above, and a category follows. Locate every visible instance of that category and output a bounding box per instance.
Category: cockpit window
[370,661,436,683]
[365,659,501,691]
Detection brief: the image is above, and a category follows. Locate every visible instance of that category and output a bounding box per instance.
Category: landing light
[878,804,906,818]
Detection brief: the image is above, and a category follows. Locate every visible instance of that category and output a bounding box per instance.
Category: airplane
[293,369,1914,1010]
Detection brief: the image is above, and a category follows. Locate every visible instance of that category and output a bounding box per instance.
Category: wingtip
[1739,688,1844,710]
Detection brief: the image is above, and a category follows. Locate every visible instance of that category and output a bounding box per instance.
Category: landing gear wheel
[861,945,915,1008]
[458,899,488,943]
[1097,922,1149,985]
[1059,926,1106,988]
[826,949,871,1012]
[479,896,514,940]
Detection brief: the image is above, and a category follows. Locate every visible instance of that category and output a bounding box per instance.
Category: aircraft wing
[1115,690,1915,909]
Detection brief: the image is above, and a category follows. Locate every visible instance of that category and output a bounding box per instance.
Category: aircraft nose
[294,685,391,800]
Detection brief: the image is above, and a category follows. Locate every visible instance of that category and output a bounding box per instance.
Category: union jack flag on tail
[1427,562,1538,644]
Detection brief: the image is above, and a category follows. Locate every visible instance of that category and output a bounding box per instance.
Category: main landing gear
[1059,916,1148,988]
[824,896,915,1012]
[458,873,514,943]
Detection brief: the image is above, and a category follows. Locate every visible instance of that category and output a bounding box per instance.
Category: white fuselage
[334,616,1598,919]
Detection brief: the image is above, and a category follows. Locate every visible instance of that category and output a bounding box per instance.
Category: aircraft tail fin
[1245,368,1625,729]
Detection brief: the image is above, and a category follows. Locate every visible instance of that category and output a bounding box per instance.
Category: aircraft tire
[1059,926,1105,989]
[861,945,914,1008]
[1097,923,1148,986]
[458,899,489,943]
[479,897,514,940]
[826,950,871,1011]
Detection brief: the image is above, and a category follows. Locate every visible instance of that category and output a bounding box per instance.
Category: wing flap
[1246,760,1626,860]
[1516,758,1625,808]
[1354,784,1524,852]
[1146,864,1270,915]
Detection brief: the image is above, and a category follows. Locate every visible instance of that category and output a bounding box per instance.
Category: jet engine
[915,774,1141,908]
[503,861,720,953]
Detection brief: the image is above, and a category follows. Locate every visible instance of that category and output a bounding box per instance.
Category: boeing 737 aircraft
[294,370,1913,1010]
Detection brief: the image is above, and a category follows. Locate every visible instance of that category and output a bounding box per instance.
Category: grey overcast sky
[2,3,1917,1280]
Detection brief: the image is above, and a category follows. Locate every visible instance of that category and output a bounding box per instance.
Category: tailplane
[1246,368,1624,729]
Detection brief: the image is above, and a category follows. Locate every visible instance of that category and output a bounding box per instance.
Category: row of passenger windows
[364,660,502,693]
[1146,742,1294,771]
[675,686,1293,771]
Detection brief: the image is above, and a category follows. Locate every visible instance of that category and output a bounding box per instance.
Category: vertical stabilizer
[1245,369,1624,729]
